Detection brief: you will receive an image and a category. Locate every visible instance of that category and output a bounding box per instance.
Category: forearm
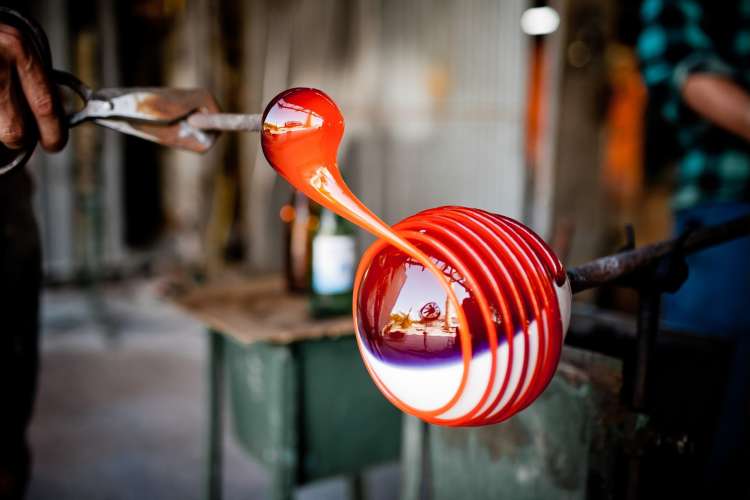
[682,73,750,142]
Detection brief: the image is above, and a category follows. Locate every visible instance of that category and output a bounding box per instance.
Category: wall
[239,0,530,271]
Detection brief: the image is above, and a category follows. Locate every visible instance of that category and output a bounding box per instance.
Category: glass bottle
[310,206,357,317]
[281,190,314,294]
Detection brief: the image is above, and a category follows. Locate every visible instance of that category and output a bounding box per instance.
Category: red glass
[262,88,572,426]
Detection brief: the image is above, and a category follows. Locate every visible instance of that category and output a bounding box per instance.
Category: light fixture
[521,6,560,36]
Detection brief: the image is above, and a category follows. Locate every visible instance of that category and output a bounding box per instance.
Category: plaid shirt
[638,0,750,209]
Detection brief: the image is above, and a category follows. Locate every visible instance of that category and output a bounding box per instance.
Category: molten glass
[261,88,572,426]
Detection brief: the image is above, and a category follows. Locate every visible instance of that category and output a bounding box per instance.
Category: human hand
[0,23,66,154]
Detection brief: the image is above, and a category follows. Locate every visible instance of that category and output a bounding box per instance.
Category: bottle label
[312,235,356,294]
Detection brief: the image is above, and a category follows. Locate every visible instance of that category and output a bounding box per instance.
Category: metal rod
[567,214,750,293]
[632,287,660,411]
[205,330,225,500]
[188,112,262,132]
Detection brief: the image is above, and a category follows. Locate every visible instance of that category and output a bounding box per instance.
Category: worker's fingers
[14,45,67,152]
[0,54,26,150]
[0,25,66,152]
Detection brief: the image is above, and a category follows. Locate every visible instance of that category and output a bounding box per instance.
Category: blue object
[663,201,750,336]
[663,201,750,488]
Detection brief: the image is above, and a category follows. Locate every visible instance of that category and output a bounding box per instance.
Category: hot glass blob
[261,87,572,426]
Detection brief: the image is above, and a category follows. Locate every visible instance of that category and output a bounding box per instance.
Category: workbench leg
[400,415,430,500]
[268,344,298,500]
[205,330,225,500]
[347,473,365,500]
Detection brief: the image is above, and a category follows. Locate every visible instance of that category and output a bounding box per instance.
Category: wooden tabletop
[168,274,355,345]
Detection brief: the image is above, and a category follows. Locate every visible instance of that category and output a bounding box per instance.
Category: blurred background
[30,0,663,284]
[5,0,729,499]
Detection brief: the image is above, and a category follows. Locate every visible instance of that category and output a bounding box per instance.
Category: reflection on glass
[263,98,324,135]
[357,242,493,365]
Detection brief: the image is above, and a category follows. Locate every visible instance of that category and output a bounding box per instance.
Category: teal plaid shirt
[638,0,750,209]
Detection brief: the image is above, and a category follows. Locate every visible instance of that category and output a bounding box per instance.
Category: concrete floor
[27,281,399,500]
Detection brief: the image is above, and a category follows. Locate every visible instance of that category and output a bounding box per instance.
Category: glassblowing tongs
[0,69,262,175]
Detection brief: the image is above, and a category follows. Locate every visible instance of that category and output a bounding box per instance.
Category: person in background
[0,6,67,499]
[638,0,750,493]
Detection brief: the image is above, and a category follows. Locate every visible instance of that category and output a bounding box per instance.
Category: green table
[175,277,402,500]
[398,347,623,500]
[178,278,624,500]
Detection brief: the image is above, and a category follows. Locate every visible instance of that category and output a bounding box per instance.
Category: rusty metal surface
[0,70,227,174]
[567,214,750,293]
[80,87,222,152]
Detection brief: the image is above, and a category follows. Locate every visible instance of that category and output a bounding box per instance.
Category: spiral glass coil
[261,87,571,426]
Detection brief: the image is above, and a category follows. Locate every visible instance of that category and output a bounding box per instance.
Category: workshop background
[10,0,742,499]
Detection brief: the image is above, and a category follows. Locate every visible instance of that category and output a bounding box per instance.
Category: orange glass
[261,88,572,426]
